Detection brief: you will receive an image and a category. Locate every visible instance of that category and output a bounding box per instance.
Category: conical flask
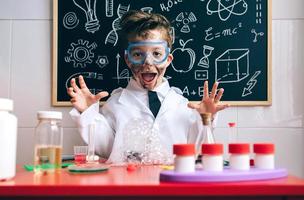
[201,113,215,144]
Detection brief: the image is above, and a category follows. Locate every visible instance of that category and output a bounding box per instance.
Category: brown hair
[119,10,172,49]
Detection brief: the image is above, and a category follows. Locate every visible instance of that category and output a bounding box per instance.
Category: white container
[34,111,63,173]
[173,144,195,173]
[0,98,17,180]
[202,144,223,171]
[254,143,275,169]
[229,143,250,170]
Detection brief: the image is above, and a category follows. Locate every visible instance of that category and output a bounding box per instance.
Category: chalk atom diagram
[206,0,248,21]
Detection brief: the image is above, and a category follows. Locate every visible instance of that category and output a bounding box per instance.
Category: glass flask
[201,113,215,144]
[34,111,63,173]
[196,113,215,163]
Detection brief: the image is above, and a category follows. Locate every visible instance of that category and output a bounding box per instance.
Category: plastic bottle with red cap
[229,143,250,170]
[202,144,223,171]
[173,144,195,173]
[254,143,275,169]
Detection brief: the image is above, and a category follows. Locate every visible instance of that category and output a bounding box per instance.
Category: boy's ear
[166,53,173,65]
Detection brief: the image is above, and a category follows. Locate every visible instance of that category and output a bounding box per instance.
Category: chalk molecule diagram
[206,0,248,21]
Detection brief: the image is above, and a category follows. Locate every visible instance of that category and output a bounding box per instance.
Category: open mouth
[141,73,157,83]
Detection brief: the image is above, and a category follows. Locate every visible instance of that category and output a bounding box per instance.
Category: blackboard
[52,0,272,106]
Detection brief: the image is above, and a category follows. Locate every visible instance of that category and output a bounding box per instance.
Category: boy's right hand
[67,75,109,113]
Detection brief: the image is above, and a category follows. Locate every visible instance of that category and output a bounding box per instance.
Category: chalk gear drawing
[65,39,97,68]
[125,40,170,65]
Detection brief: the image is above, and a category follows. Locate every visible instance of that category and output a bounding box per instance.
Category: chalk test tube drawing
[63,12,79,29]
[96,55,109,69]
[113,53,131,84]
[175,12,197,33]
[65,72,104,94]
[105,4,130,46]
[256,0,262,24]
[215,49,249,83]
[206,0,248,21]
[141,7,153,13]
[198,45,214,68]
[171,39,196,73]
[105,0,114,17]
[73,0,100,33]
[251,29,264,43]
[65,39,97,68]
[242,70,261,97]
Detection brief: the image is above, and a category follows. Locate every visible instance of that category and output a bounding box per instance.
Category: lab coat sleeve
[69,103,115,158]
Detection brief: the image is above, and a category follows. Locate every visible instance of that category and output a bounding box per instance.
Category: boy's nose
[143,54,154,65]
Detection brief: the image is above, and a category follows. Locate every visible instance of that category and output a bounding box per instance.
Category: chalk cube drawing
[215,49,249,83]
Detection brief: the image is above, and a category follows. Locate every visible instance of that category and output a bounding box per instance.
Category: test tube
[228,122,237,143]
[87,123,96,163]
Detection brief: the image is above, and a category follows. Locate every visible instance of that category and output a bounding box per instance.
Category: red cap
[253,143,275,154]
[202,144,223,155]
[173,144,195,156]
[228,122,236,127]
[229,143,250,154]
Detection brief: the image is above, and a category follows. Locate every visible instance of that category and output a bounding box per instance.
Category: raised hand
[188,81,229,116]
[67,75,109,113]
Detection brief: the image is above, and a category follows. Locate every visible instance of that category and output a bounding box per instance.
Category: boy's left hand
[188,81,229,116]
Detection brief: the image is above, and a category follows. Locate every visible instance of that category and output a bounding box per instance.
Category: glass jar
[34,111,63,173]
[0,98,17,180]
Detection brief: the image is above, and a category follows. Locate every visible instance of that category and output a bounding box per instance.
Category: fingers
[216,104,230,112]
[214,88,224,103]
[67,87,76,98]
[187,102,200,110]
[203,81,209,99]
[78,75,88,89]
[95,91,109,101]
[70,78,80,93]
[210,82,219,99]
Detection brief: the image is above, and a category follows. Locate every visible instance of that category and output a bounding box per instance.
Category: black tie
[148,91,161,118]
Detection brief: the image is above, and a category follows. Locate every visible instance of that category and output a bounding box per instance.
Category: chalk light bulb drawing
[73,0,100,33]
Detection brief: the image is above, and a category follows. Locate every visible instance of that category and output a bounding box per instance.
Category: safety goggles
[125,40,170,65]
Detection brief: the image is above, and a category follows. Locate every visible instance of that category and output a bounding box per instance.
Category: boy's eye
[132,51,143,58]
[153,51,163,57]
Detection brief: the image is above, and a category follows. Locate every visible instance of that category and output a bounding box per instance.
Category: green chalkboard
[52,0,272,106]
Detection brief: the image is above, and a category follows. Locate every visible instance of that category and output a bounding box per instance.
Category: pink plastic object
[228,122,236,127]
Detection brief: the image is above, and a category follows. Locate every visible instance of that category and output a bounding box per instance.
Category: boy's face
[124,30,173,90]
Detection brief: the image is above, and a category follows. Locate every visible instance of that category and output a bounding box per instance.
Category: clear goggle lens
[125,40,170,65]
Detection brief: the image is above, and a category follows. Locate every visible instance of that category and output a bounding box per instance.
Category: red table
[0,166,304,200]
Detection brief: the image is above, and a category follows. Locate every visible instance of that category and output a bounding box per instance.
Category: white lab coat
[70,78,216,164]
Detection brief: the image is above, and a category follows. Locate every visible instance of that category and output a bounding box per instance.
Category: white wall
[0,0,303,177]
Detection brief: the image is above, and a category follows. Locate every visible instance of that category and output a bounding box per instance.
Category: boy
[68,10,229,164]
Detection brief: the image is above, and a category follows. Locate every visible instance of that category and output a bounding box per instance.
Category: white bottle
[173,144,195,173]
[0,98,18,180]
[254,143,275,169]
[202,143,223,172]
[229,143,250,170]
